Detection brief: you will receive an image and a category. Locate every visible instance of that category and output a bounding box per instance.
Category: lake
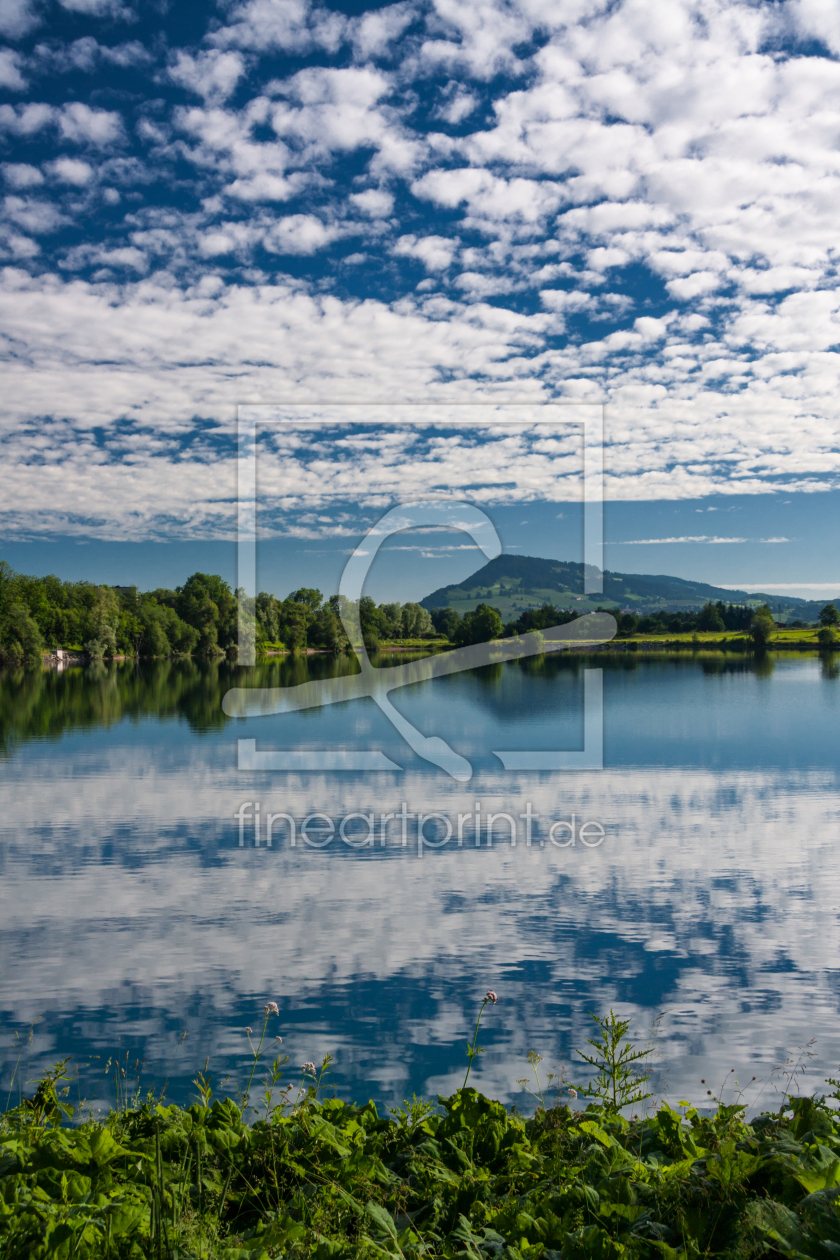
[1,650,839,1115]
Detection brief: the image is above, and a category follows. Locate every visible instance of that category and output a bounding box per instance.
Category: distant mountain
[419,554,830,619]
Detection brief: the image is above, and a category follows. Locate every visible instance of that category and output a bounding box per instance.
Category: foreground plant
[4,1005,840,1259]
[462,989,497,1090]
[4,1063,840,1259]
[576,1008,657,1114]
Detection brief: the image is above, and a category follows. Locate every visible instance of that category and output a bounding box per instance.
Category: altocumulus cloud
[616,536,791,545]
[0,0,840,538]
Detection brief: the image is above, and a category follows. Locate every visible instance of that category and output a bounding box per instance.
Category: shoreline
[38,635,837,666]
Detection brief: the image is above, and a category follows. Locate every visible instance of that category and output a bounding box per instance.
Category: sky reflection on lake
[1,652,838,1114]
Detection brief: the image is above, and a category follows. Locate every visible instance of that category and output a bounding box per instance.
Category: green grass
[611,630,827,649]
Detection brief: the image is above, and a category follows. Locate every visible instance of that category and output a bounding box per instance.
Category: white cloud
[0,102,54,136]
[0,0,39,38]
[2,196,65,233]
[60,243,148,272]
[436,87,479,125]
[33,37,153,74]
[211,0,346,54]
[615,536,790,545]
[47,156,95,185]
[0,47,25,89]
[418,0,542,80]
[412,168,565,228]
[788,0,840,56]
[168,49,246,104]
[271,66,394,157]
[0,225,38,259]
[3,0,840,538]
[174,102,301,203]
[394,233,457,271]
[58,0,134,14]
[2,162,43,188]
[349,2,415,59]
[349,188,394,217]
[263,213,344,254]
[58,102,124,146]
[666,272,723,300]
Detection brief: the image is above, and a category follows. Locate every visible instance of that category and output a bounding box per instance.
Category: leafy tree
[0,601,43,663]
[454,604,504,647]
[308,603,347,653]
[749,604,775,647]
[379,602,404,639]
[256,592,283,643]
[289,587,323,611]
[402,602,434,637]
[697,601,725,631]
[358,596,384,651]
[431,607,461,640]
[279,600,313,653]
[819,603,839,626]
[818,626,837,648]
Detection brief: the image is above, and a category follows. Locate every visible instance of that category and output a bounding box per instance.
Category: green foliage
[818,626,837,648]
[452,603,504,646]
[4,1057,840,1260]
[0,562,449,664]
[0,562,237,662]
[697,601,725,631]
[749,604,776,647]
[0,600,44,664]
[576,1011,656,1115]
[819,603,839,627]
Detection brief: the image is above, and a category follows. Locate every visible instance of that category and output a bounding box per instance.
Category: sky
[1,0,839,600]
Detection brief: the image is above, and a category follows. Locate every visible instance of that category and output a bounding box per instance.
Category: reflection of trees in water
[4,649,832,757]
[0,655,366,754]
[699,654,776,677]
[821,652,840,681]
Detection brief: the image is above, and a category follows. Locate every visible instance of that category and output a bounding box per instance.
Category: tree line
[0,563,443,664]
[1,560,835,665]
[0,562,239,664]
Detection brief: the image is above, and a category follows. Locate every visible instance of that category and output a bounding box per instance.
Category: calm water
[1,651,839,1113]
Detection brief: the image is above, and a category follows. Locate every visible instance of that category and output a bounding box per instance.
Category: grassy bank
[601,629,832,651]
[3,1009,840,1259]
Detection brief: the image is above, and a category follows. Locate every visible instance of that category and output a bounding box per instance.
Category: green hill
[419,555,827,620]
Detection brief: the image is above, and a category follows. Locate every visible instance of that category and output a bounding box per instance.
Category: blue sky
[1,0,839,600]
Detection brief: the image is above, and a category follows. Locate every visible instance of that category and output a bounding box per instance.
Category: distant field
[612,628,825,647]
[439,589,607,618]
[393,629,829,652]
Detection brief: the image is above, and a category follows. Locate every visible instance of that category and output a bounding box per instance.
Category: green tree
[289,587,323,611]
[818,626,837,648]
[278,599,313,653]
[697,601,725,631]
[454,604,503,647]
[819,603,839,627]
[358,596,385,651]
[256,592,282,643]
[308,603,347,653]
[402,602,434,638]
[0,601,44,663]
[749,604,775,647]
[378,602,403,639]
[431,607,461,640]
